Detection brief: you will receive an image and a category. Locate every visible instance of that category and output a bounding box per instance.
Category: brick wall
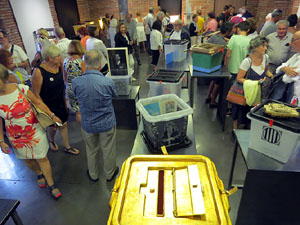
[246,0,260,18]
[88,0,120,21]
[48,0,59,27]
[289,0,300,14]
[247,0,294,30]
[0,0,59,52]
[0,0,24,49]
[128,0,158,18]
[77,0,91,21]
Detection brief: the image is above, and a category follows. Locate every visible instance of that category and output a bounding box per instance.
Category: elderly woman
[63,40,86,124]
[0,49,20,83]
[77,27,90,50]
[0,64,62,199]
[231,36,273,129]
[115,23,135,73]
[32,45,80,155]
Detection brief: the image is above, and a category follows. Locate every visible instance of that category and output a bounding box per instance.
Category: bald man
[271,31,300,104]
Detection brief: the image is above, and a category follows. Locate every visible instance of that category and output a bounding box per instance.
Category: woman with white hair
[32,45,80,155]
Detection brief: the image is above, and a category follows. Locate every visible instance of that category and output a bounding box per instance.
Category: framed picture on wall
[107,47,129,76]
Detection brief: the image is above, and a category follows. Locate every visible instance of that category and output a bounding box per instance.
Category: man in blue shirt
[72,50,119,182]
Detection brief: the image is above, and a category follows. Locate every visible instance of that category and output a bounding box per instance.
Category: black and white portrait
[107,48,129,76]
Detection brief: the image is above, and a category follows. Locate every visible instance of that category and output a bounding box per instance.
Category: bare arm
[265,66,274,78]
[31,52,41,68]
[224,49,231,68]
[0,119,10,154]
[236,69,248,84]
[81,61,86,75]
[14,60,29,69]
[31,67,43,100]
[280,67,298,77]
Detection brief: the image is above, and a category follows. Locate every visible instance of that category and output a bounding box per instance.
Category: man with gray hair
[169,19,191,48]
[261,9,283,37]
[54,26,71,59]
[266,20,292,73]
[145,7,155,54]
[72,50,119,182]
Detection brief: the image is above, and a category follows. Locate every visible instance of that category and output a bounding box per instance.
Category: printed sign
[261,126,282,146]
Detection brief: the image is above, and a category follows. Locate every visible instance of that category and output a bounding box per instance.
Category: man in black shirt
[218,5,230,27]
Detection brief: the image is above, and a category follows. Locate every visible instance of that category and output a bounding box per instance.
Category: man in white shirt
[169,19,191,48]
[0,29,30,85]
[272,31,300,103]
[86,26,109,75]
[55,27,71,60]
[266,20,292,74]
[145,7,155,55]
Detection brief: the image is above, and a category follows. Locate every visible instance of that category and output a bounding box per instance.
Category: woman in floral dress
[0,64,62,199]
[63,40,86,124]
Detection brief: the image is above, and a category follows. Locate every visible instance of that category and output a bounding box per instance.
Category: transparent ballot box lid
[147,70,184,83]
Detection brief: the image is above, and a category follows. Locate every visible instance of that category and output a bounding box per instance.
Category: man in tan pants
[72,50,119,182]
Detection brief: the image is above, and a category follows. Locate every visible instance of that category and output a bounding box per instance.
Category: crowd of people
[0,5,300,201]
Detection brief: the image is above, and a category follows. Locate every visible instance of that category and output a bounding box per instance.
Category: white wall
[10,0,54,62]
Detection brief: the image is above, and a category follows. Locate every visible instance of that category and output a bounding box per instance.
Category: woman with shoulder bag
[32,45,80,155]
[0,64,62,199]
[230,36,273,129]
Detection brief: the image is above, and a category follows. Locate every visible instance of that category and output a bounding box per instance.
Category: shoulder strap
[16,84,31,103]
[245,57,252,79]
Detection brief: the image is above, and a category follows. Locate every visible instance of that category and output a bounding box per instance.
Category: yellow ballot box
[108,155,236,225]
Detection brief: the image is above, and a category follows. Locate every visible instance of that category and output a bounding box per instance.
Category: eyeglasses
[291,38,300,42]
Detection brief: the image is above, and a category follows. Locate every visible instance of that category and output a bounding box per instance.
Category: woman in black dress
[32,45,80,155]
[114,23,135,73]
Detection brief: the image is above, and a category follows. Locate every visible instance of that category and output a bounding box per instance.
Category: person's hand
[52,116,62,124]
[283,67,298,77]
[0,142,10,154]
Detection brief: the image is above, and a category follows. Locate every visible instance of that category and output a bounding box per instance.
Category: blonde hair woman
[32,45,80,155]
[63,40,86,124]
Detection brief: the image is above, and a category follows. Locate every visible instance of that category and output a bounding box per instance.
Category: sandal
[37,174,46,188]
[48,185,62,200]
[64,147,80,155]
[49,141,59,152]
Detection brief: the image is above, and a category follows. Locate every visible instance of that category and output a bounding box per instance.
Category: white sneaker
[132,77,137,81]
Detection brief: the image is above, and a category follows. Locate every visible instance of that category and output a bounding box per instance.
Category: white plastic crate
[109,74,132,96]
[147,79,183,97]
[136,94,193,149]
[247,101,300,163]
[164,40,189,63]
